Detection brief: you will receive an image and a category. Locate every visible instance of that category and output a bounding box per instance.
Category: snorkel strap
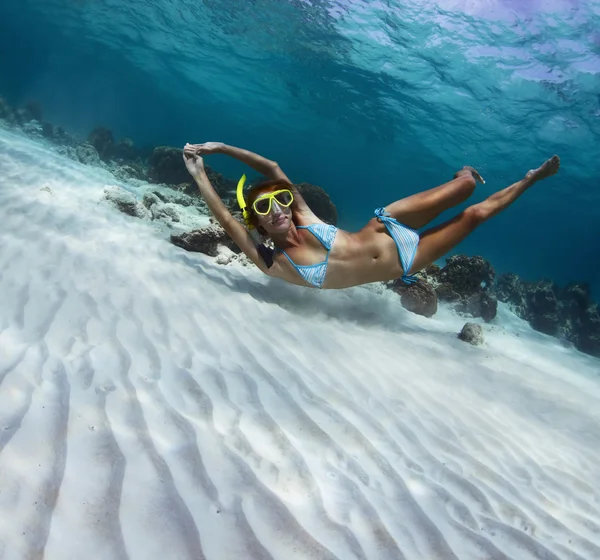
[236,174,254,229]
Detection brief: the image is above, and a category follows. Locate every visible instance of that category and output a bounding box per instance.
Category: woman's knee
[459,174,477,192]
[464,204,489,226]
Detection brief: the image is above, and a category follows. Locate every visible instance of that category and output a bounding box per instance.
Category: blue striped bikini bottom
[374,207,420,285]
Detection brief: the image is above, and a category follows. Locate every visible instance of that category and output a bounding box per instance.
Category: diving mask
[252,190,294,215]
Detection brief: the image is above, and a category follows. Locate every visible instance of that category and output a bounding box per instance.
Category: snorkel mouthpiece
[236,174,254,229]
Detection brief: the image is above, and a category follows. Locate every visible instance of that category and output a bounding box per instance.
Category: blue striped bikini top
[277,223,338,288]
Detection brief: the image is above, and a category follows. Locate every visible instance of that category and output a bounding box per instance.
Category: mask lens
[254,198,271,215]
[274,190,293,206]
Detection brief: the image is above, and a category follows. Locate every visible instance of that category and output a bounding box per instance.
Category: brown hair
[245,179,295,234]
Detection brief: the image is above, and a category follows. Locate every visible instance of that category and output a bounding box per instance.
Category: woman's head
[245,179,296,236]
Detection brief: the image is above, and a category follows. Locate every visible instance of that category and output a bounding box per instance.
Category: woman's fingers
[184,146,205,156]
[184,144,210,157]
[191,143,215,151]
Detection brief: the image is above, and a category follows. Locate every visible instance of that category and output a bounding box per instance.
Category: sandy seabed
[1,129,599,560]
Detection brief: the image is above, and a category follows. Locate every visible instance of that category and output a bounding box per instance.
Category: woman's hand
[183,144,206,179]
[187,142,226,155]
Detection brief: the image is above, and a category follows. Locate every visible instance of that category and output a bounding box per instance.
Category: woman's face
[254,194,293,235]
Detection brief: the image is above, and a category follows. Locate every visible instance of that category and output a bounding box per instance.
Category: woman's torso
[268,215,405,289]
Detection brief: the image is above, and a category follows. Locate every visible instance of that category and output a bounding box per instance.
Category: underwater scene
[0,0,599,558]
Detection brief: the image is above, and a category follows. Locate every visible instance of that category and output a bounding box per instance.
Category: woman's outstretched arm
[182,145,271,274]
[189,142,314,216]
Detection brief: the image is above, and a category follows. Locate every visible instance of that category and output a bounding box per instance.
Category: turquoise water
[1,0,599,290]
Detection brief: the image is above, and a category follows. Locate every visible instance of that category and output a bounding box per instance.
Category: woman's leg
[384,167,485,229]
[408,156,560,274]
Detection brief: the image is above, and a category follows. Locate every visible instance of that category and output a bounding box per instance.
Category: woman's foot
[454,166,486,184]
[525,155,561,183]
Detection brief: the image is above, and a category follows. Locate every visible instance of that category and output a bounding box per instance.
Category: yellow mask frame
[252,189,294,215]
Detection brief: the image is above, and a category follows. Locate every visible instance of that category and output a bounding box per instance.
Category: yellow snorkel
[236,173,254,229]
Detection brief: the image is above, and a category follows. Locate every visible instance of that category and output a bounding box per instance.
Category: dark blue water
[1,0,599,291]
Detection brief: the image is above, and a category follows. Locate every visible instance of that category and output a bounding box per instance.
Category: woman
[182,142,559,289]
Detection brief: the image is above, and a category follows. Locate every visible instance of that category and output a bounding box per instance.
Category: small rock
[22,120,44,139]
[76,143,101,166]
[171,225,238,256]
[214,245,237,265]
[142,192,162,209]
[103,187,149,219]
[146,188,195,208]
[150,202,182,223]
[458,322,484,346]
[392,279,438,318]
[111,163,146,181]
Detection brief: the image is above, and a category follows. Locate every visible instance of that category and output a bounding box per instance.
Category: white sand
[1,128,599,560]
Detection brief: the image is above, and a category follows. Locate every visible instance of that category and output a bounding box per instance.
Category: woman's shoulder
[292,202,326,225]
[293,213,327,228]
